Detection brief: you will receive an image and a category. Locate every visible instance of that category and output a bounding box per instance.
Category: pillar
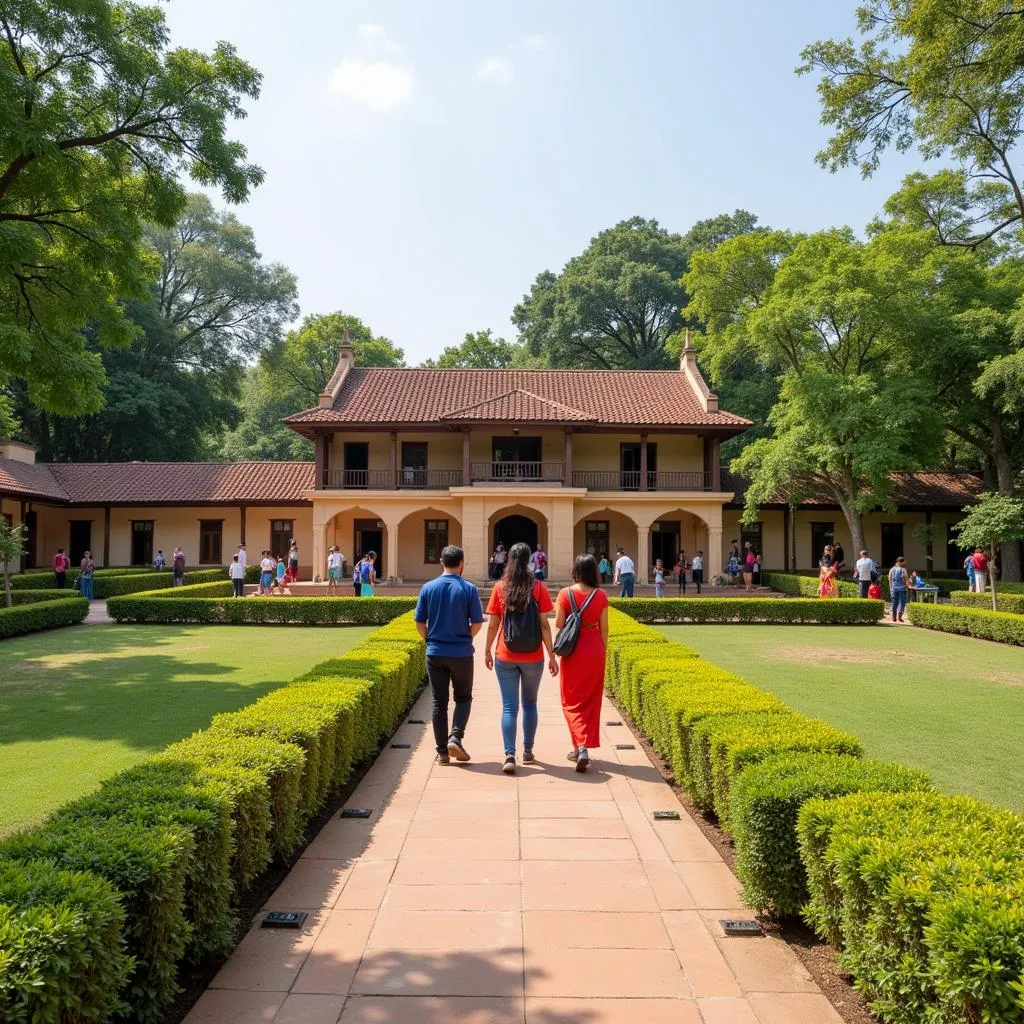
[709,437,721,491]
[462,429,471,486]
[461,496,486,581]
[925,510,933,573]
[390,432,398,489]
[312,504,327,583]
[708,527,723,579]
[19,500,28,571]
[314,434,325,488]
[239,505,247,546]
[639,434,648,491]
[636,525,650,585]
[385,518,400,582]
[549,498,575,580]
[783,505,791,572]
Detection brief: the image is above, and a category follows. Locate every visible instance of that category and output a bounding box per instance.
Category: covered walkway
[185,643,842,1024]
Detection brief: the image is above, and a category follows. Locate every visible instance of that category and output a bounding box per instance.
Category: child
[691,551,704,594]
[154,550,166,570]
[358,551,377,596]
[910,569,926,589]
[274,555,286,594]
[868,581,882,599]
[674,553,687,595]
[654,559,665,598]
[598,553,611,583]
[228,554,245,598]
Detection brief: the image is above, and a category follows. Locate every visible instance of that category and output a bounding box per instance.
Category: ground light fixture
[340,807,373,819]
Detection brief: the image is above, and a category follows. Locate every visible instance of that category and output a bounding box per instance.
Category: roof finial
[684,327,694,353]
[342,325,351,348]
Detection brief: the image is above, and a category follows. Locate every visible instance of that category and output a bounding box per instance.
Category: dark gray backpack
[552,588,597,657]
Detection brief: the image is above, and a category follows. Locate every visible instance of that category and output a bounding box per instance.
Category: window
[810,522,834,568]
[880,522,904,570]
[740,522,763,556]
[199,520,223,564]
[619,443,657,489]
[401,442,428,487]
[585,520,609,557]
[131,520,154,566]
[270,519,293,560]
[424,519,448,564]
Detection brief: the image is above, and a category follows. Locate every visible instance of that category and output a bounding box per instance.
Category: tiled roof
[42,461,315,505]
[285,369,751,429]
[0,458,68,501]
[722,470,984,509]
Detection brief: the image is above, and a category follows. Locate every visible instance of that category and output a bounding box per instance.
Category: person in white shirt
[326,545,343,595]
[228,554,245,598]
[613,547,636,598]
[854,550,876,599]
[259,552,275,596]
[691,551,704,594]
[237,544,247,571]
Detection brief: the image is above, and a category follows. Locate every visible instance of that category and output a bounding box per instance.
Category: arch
[572,507,640,568]
[324,505,392,578]
[397,504,461,529]
[573,505,639,527]
[487,503,549,555]
[395,507,463,582]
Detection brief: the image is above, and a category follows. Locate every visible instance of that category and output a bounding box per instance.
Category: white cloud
[476,56,514,84]
[327,26,413,113]
[522,33,547,52]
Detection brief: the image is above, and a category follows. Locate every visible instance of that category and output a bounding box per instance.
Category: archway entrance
[493,514,538,553]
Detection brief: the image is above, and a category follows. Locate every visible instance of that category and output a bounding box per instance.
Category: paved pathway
[185,643,844,1024]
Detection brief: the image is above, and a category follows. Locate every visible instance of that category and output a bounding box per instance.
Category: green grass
[659,625,1024,813]
[0,624,373,837]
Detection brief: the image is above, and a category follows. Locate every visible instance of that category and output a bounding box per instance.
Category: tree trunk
[991,420,1022,581]
[991,541,999,613]
[3,558,10,609]
[836,494,867,563]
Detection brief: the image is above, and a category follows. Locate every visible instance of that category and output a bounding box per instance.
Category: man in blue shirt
[414,545,484,764]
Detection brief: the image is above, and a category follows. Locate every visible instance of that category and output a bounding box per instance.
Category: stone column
[549,497,575,580]
[639,434,648,491]
[386,518,400,582]
[636,525,650,585]
[708,527,724,579]
[312,504,327,583]
[461,496,487,582]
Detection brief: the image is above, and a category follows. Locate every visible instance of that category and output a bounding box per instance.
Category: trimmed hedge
[106,593,418,625]
[798,792,1024,1024]
[950,589,1024,615]
[0,859,129,1024]
[609,596,884,624]
[8,589,67,605]
[761,572,859,599]
[0,610,425,1022]
[948,580,1024,596]
[0,598,89,640]
[908,602,1024,646]
[9,567,225,597]
[730,753,931,916]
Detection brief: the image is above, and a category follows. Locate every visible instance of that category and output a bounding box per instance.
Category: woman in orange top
[484,543,557,774]
[554,553,609,773]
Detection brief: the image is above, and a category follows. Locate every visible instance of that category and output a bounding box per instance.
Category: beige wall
[325,431,464,475]
[572,433,703,473]
[396,510,463,580]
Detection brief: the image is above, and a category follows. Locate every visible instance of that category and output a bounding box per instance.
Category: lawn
[660,624,1024,813]
[0,623,373,837]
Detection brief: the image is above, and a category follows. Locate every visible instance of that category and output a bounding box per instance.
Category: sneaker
[502,755,516,775]
[447,736,471,762]
[522,749,535,764]
[575,746,590,773]
[435,752,450,766]
[566,748,579,763]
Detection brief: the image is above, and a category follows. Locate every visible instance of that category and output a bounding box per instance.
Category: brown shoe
[447,736,471,762]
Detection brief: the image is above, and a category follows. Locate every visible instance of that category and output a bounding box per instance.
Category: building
[0,340,983,581]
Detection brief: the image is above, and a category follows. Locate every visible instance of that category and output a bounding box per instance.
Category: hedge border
[0,606,423,1023]
[609,596,884,624]
[950,590,1024,615]
[907,602,1024,646]
[0,598,89,640]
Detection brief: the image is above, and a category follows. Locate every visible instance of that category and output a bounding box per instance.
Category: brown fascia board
[287,420,750,436]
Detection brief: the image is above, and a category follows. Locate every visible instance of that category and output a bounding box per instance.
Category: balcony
[572,470,712,491]
[322,469,463,490]
[470,461,565,484]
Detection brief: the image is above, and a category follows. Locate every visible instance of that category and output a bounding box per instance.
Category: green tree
[0,518,26,607]
[421,329,519,368]
[681,209,762,254]
[512,217,688,368]
[686,227,942,554]
[954,492,1024,610]
[0,0,263,414]
[799,1,1024,247]
[223,312,405,461]
[10,194,296,461]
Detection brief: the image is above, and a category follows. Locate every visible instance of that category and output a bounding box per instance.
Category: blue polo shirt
[414,572,483,659]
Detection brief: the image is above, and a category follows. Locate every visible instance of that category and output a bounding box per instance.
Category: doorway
[651,520,680,573]
[344,442,369,488]
[619,443,657,490]
[131,520,154,566]
[69,520,92,565]
[881,522,904,570]
[492,437,541,480]
[493,514,538,553]
[354,519,384,577]
[810,522,834,568]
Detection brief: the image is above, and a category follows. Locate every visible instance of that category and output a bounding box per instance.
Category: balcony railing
[470,461,565,484]
[322,469,463,490]
[572,470,712,491]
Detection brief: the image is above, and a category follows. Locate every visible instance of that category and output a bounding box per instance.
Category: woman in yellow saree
[818,558,839,599]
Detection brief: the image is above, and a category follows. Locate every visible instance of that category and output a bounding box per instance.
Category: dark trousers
[858,579,871,599]
[692,568,703,593]
[232,578,244,597]
[55,571,66,590]
[427,655,474,753]
[353,578,361,597]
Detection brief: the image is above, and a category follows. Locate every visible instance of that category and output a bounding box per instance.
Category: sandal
[566,748,579,763]
[575,754,590,774]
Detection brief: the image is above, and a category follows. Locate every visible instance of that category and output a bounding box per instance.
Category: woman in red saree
[553,553,609,773]
[818,559,839,598]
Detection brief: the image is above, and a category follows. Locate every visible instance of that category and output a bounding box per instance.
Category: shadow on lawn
[0,625,293,752]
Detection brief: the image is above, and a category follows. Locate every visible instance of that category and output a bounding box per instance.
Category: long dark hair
[572,553,600,588]
[502,542,534,612]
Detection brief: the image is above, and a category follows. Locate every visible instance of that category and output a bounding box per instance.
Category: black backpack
[502,588,541,653]
[552,587,597,657]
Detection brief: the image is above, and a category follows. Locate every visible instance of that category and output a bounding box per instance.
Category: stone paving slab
[185,641,843,1024]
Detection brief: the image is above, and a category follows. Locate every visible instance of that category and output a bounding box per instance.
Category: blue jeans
[891,587,908,618]
[495,658,543,756]
[79,575,93,599]
[619,572,635,597]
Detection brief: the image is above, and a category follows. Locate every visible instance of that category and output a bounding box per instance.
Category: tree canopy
[421,329,519,368]
[800,1,1024,248]
[0,0,263,414]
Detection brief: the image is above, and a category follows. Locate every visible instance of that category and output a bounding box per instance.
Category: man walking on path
[414,545,484,765]
[613,546,635,598]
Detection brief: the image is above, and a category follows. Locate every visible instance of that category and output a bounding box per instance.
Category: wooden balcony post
[314,433,325,488]
[390,431,398,489]
[639,434,648,491]
[462,429,471,486]
[564,430,573,486]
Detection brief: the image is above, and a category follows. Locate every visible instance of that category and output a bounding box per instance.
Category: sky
[162,0,923,365]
